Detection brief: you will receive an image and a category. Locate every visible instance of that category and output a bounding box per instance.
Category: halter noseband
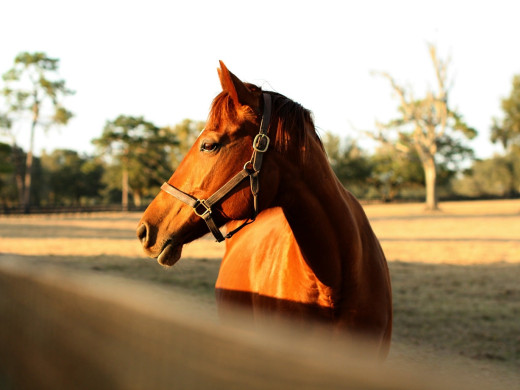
[160,93,272,242]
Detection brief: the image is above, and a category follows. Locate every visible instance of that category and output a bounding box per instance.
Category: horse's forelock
[207,92,239,129]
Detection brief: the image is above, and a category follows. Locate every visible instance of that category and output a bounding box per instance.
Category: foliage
[371,44,476,209]
[0,142,18,205]
[0,115,205,209]
[453,148,520,198]
[491,74,520,150]
[93,115,178,207]
[2,51,74,129]
[39,149,105,205]
[0,111,12,130]
[323,130,474,202]
[322,132,372,197]
[2,52,74,210]
[0,51,517,208]
[165,119,205,170]
[368,145,424,201]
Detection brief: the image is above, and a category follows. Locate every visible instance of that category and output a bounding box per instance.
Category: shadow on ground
[0,224,134,239]
[0,253,221,308]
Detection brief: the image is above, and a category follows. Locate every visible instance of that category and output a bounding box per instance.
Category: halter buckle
[253,133,270,153]
[243,160,255,173]
[193,199,212,219]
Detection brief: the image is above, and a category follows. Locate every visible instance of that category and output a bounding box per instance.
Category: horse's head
[137,62,283,266]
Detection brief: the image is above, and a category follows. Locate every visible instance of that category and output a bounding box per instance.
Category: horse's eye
[200,141,220,153]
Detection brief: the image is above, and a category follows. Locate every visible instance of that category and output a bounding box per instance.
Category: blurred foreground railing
[0,260,487,390]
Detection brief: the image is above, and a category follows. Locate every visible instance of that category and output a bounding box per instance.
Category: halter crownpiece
[160,93,272,242]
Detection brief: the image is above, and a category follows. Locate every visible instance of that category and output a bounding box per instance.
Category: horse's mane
[207,85,323,161]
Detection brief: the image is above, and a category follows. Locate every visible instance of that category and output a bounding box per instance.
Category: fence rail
[0,260,485,390]
[0,204,147,215]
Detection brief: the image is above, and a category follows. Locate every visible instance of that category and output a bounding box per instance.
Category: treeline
[1,124,518,211]
[1,50,520,212]
[0,118,203,211]
[324,134,520,202]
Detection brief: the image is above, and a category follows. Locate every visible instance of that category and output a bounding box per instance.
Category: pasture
[1,199,519,388]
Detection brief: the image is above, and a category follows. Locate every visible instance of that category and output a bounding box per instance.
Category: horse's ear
[218,61,259,110]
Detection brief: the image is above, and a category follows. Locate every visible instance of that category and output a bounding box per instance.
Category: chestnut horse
[137,62,392,358]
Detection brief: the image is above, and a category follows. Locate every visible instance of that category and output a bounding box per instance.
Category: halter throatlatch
[160,93,272,242]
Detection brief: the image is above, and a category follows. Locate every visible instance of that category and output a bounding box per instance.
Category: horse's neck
[278,139,368,292]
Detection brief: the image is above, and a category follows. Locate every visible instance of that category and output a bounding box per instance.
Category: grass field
[1,199,519,388]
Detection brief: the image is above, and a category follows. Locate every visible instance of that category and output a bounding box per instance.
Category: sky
[1,0,519,159]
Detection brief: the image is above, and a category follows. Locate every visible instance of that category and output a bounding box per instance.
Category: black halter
[160,93,272,242]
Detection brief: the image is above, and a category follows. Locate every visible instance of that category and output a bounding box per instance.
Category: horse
[137,62,392,358]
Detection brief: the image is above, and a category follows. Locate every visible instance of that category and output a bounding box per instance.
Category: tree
[372,44,476,210]
[453,154,520,198]
[2,52,74,211]
[0,111,23,204]
[369,145,424,202]
[491,74,520,151]
[0,112,11,130]
[93,115,177,210]
[40,149,105,205]
[0,108,24,203]
[164,119,205,170]
[322,132,372,198]
[80,157,106,203]
[0,142,18,206]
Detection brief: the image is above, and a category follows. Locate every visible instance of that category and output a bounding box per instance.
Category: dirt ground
[2,199,519,264]
[365,199,520,264]
[1,199,519,388]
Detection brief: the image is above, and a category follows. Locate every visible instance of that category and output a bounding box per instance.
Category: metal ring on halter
[243,161,255,173]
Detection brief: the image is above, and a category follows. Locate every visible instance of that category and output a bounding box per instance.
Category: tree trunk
[132,191,142,207]
[23,117,37,213]
[423,157,438,210]
[122,165,129,212]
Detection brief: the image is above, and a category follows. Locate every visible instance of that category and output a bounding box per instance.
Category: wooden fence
[0,260,485,390]
[0,204,147,215]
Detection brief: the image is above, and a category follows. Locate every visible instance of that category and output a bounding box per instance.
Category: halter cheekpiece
[160,93,272,242]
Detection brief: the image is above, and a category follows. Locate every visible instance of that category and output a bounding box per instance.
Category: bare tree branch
[369,44,473,210]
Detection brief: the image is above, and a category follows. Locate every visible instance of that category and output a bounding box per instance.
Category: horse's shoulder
[223,207,299,266]
[218,207,298,291]
[226,207,291,244]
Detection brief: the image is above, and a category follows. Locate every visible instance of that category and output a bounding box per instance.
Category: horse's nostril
[137,223,148,245]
